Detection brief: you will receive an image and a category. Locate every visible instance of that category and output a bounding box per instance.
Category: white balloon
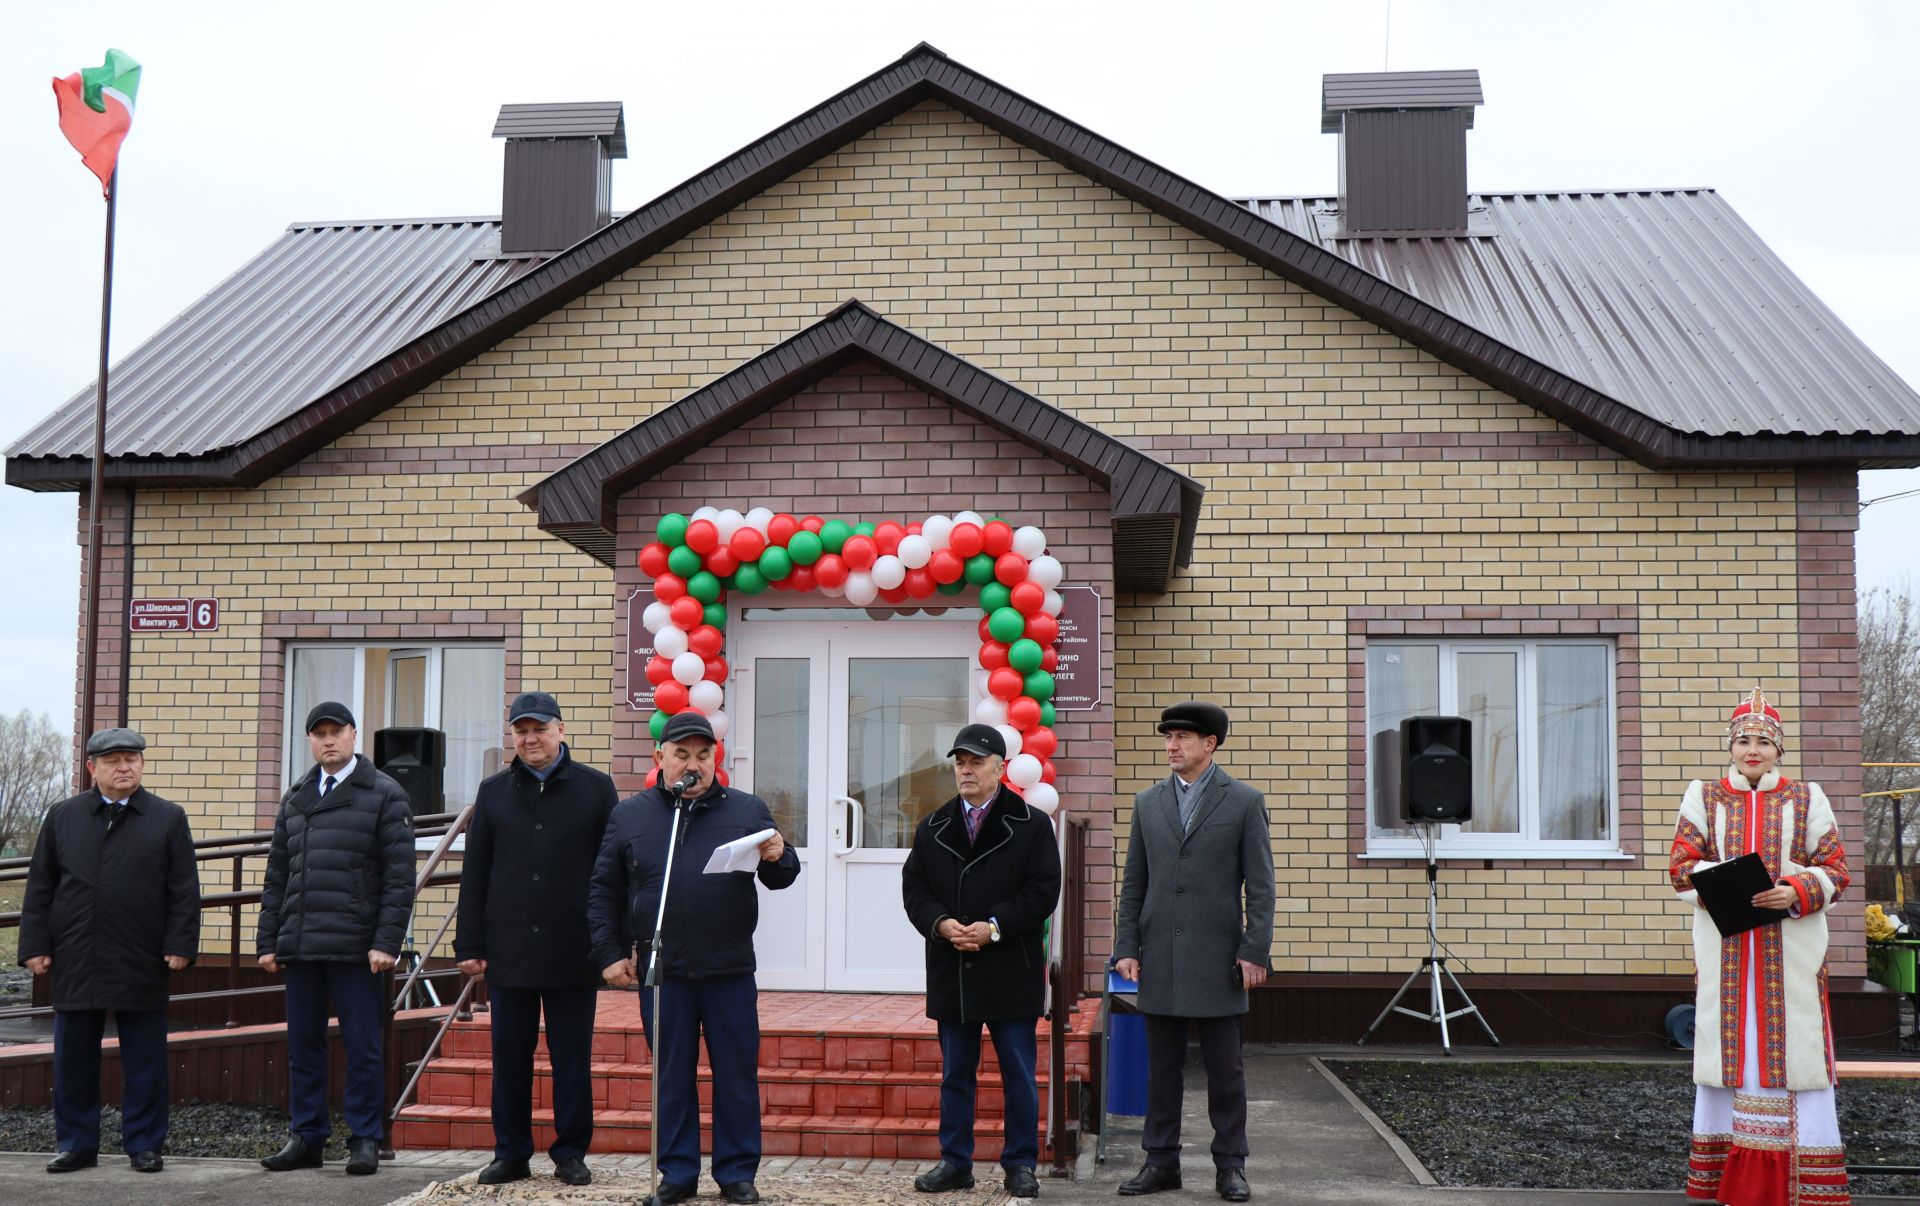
[745,506,774,534]
[642,601,672,634]
[921,515,954,549]
[709,710,732,740]
[974,696,1008,726]
[1006,753,1043,788]
[653,625,690,658]
[845,572,878,606]
[996,724,1024,759]
[716,508,745,541]
[1025,782,1061,815]
[1012,525,1047,558]
[973,669,992,696]
[689,680,724,715]
[897,535,932,569]
[819,574,847,598]
[690,506,720,523]
[1042,589,1065,616]
[871,555,906,590]
[1028,555,1064,590]
[671,651,706,686]
[953,510,985,529]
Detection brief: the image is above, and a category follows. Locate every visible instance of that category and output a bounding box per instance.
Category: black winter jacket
[588,783,799,980]
[454,747,617,988]
[902,789,1061,1024]
[257,756,415,961]
[18,787,200,1012]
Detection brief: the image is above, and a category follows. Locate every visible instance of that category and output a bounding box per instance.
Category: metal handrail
[389,975,479,1121]
[391,800,477,1009]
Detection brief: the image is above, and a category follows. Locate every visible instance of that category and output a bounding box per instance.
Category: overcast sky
[4,0,1916,732]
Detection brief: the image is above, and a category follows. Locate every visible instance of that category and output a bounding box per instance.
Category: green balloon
[703,602,728,629]
[979,581,1012,613]
[936,579,967,596]
[988,607,1026,643]
[1023,670,1056,702]
[759,546,793,581]
[667,545,702,577]
[656,512,689,546]
[733,564,767,595]
[854,522,876,537]
[787,530,823,565]
[649,710,670,741]
[1008,638,1044,673]
[1039,701,1056,727]
[964,554,997,586]
[687,571,722,603]
[819,519,852,553]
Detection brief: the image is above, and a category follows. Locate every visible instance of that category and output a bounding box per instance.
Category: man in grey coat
[1112,702,1274,1202]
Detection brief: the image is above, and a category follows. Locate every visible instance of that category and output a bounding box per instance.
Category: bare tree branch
[1859,587,1920,891]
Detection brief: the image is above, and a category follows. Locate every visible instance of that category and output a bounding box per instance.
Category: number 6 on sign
[189,599,219,631]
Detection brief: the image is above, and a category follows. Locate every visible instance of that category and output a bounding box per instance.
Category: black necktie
[320,774,336,797]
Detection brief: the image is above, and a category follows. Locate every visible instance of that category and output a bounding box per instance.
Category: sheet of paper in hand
[703,828,776,874]
[1691,851,1791,938]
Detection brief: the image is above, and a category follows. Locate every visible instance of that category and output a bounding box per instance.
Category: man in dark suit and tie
[1112,703,1274,1202]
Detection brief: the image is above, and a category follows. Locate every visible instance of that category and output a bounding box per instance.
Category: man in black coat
[255,701,415,1176]
[902,724,1061,1199]
[19,728,199,1174]
[589,710,798,1206]
[455,691,617,1188]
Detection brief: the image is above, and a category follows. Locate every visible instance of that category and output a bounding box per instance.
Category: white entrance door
[730,617,978,992]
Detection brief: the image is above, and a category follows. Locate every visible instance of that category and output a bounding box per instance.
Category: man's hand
[1236,959,1268,989]
[602,958,637,988]
[759,831,785,862]
[257,953,281,974]
[1752,885,1798,911]
[948,921,993,952]
[368,949,397,974]
[164,955,189,972]
[25,956,50,976]
[457,958,487,980]
[1114,958,1140,983]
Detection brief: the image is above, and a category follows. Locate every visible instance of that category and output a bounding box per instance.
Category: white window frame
[282,642,503,793]
[1362,638,1626,860]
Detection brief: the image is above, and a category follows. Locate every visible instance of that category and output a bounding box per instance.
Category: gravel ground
[0,1102,355,1159]
[389,1163,1015,1206]
[1324,1059,1920,1196]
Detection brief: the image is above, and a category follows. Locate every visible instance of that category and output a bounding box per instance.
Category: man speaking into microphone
[589,712,798,1205]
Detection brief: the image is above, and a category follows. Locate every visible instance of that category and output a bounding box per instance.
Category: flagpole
[78,165,116,764]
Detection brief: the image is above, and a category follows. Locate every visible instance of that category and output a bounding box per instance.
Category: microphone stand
[644,774,697,1206]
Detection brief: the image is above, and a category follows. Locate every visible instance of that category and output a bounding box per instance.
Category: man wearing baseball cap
[589,710,798,1205]
[257,702,415,1176]
[902,724,1060,1198]
[455,691,617,1187]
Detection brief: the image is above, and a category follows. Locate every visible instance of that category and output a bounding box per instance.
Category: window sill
[1359,845,1634,861]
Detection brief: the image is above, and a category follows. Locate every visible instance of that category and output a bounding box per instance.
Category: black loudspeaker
[1400,716,1472,822]
[375,726,446,817]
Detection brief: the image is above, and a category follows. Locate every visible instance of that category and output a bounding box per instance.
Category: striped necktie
[965,803,986,842]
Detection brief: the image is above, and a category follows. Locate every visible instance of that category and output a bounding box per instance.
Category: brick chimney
[492,102,626,255]
[1321,70,1482,236]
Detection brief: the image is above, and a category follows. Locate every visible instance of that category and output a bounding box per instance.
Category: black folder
[1690,852,1790,938]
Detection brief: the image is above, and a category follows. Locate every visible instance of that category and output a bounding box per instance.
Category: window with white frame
[285,644,506,810]
[1365,639,1620,857]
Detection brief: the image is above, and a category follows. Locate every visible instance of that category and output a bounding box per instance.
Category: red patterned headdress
[1728,685,1784,749]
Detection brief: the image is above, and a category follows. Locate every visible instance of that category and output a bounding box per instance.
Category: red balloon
[979,640,1010,671]
[645,656,674,686]
[706,548,740,577]
[1041,647,1059,673]
[801,515,824,533]
[788,565,817,593]
[669,596,704,629]
[684,519,720,556]
[645,766,662,787]
[1040,759,1057,784]
[878,585,910,604]
[654,680,690,713]
[1001,778,1026,797]
[767,574,792,592]
[729,526,767,561]
[813,553,850,589]
[993,553,1029,585]
[1023,726,1057,759]
[1009,580,1046,615]
[639,542,672,577]
[905,567,936,598]
[982,520,1014,556]
[988,667,1025,700]
[842,535,878,570]
[768,514,800,546]
[928,548,964,584]
[654,574,688,604]
[977,615,995,643]
[907,522,922,535]
[1007,696,1042,730]
[689,624,725,658]
[873,521,905,555]
[1024,613,1059,645]
[715,740,728,764]
[703,655,729,683]
[716,768,731,787]
[948,523,984,557]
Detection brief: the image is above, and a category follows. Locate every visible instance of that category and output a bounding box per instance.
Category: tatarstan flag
[53,49,141,197]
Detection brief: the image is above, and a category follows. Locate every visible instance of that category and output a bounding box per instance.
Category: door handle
[831,796,863,856]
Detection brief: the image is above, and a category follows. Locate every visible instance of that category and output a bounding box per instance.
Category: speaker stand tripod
[1358,826,1499,1053]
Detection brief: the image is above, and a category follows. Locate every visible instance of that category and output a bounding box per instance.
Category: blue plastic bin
[1105,969,1148,1116]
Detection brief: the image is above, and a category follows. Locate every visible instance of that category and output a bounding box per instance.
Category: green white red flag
[53,49,141,197]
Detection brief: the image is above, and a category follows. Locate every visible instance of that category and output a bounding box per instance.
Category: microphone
[667,769,700,799]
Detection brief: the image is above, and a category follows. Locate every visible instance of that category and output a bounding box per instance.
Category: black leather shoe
[45,1150,97,1173]
[1117,1164,1181,1195]
[653,1182,696,1204]
[345,1136,379,1175]
[554,1156,591,1185]
[129,1150,164,1172]
[721,1182,762,1204]
[261,1137,324,1171]
[1216,1167,1251,1201]
[1005,1165,1040,1197]
[478,1158,531,1184]
[914,1161,976,1192]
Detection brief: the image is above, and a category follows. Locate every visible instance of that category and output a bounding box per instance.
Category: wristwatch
[988,917,1002,943]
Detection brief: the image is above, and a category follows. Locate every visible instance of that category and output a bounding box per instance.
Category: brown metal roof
[523,300,1204,593]
[492,102,627,157]
[1322,70,1484,132]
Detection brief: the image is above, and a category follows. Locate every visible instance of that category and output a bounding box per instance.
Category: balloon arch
[634,506,1066,814]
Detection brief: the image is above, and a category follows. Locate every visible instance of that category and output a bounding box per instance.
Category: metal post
[226,852,242,1027]
[77,167,118,771]
[643,790,693,1206]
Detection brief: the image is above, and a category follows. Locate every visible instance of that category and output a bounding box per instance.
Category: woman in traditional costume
[1670,687,1852,1205]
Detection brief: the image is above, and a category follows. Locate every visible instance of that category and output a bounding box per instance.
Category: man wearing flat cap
[256,702,415,1176]
[589,710,798,1205]
[455,691,617,1187]
[20,728,199,1174]
[903,723,1061,1199]
[1113,702,1274,1202]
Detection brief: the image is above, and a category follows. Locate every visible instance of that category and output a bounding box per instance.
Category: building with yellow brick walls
[10,47,1918,1043]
